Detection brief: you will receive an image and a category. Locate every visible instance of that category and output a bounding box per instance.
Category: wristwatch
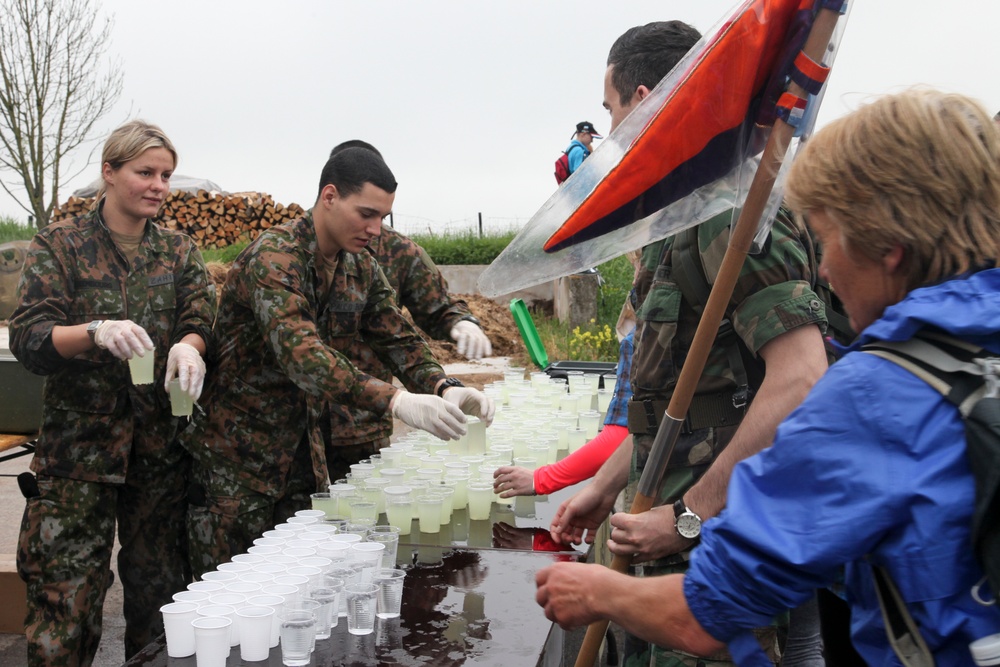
[458,314,481,326]
[87,320,103,344]
[436,377,465,397]
[673,498,703,540]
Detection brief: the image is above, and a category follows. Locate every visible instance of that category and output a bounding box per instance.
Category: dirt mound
[416,293,523,365]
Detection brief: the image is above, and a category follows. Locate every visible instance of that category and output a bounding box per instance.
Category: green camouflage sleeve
[9,231,74,374]
[374,228,471,340]
[170,235,216,354]
[699,209,827,354]
[243,242,437,416]
[360,262,449,394]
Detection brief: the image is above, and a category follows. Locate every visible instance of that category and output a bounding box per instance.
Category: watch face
[676,512,701,539]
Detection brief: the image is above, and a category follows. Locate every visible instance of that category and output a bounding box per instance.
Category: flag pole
[573,7,842,666]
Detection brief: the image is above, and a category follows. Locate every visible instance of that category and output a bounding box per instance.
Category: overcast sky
[1,0,996,235]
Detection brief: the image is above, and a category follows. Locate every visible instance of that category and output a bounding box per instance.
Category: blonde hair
[786,89,1000,291]
[95,120,177,201]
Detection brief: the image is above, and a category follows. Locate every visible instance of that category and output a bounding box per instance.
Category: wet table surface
[125,486,589,666]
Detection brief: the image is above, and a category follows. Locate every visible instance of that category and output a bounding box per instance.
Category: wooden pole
[574,8,842,666]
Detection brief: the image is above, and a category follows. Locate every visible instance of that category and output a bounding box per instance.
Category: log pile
[52,191,307,249]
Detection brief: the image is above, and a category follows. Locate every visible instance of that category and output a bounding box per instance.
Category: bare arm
[536,563,721,655]
[608,324,828,561]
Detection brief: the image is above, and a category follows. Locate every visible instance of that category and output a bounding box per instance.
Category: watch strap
[436,377,465,397]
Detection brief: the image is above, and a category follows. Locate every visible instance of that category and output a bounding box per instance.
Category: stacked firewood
[52,191,307,249]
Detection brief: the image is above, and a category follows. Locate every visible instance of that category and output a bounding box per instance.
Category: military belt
[627,393,748,435]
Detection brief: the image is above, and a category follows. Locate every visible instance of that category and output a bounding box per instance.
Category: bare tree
[0,0,122,228]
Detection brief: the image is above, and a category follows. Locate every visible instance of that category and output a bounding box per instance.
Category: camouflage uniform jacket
[630,208,828,466]
[9,207,216,483]
[326,224,472,446]
[183,212,448,496]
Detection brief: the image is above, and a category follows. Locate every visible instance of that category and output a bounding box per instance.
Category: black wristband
[436,377,465,397]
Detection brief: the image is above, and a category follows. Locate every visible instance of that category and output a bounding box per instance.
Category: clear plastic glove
[441,386,496,426]
[93,320,154,360]
[390,391,468,441]
[164,342,206,401]
[450,320,492,360]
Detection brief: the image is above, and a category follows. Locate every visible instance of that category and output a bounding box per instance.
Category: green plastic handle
[509,298,549,370]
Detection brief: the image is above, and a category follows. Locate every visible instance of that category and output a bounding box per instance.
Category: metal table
[125,486,589,666]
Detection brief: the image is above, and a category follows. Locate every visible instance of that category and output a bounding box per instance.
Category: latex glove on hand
[391,391,467,441]
[93,320,154,360]
[450,320,492,360]
[441,386,496,426]
[164,342,206,401]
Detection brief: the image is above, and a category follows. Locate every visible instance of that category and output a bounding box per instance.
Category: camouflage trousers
[186,437,316,578]
[18,461,190,666]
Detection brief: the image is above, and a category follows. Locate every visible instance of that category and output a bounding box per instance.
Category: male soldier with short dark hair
[320,141,492,481]
[182,147,494,575]
[548,21,832,666]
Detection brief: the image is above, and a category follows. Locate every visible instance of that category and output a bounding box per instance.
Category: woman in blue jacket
[535,89,1000,665]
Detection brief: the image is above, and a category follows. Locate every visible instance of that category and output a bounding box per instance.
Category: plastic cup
[200,570,237,583]
[567,427,587,454]
[168,378,193,417]
[217,561,252,574]
[374,568,407,619]
[350,542,385,584]
[349,499,378,524]
[171,590,209,605]
[467,481,494,521]
[191,615,231,667]
[279,609,316,667]
[160,601,198,658]
[328,566,359,617]
[366,527,400,569]
[295,508,326,520]
[310,492,338,520]
[309,576,344,636]
[235,606,273,662]
[345,582,379,635]
[287,515,319,527]
[579,410,602,439]
[262,583,300,608]
[127,346,154,385]
[247,594,285,648]
[231,553,266,565]
[415,494,442,534]
[187,580,224,594]
[195,604,237,647]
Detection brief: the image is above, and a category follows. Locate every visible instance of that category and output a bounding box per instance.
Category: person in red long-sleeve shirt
[494,331,633,497]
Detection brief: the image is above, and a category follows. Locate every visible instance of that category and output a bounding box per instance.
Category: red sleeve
[533,425,629,495]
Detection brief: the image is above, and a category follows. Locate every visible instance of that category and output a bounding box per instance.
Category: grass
[409,229,517,265]
[0,215,36,243]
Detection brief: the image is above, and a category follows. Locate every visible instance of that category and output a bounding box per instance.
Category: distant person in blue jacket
[566,121,602,174]
[536,89,1000,665]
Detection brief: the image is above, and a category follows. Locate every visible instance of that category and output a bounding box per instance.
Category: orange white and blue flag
[479,0,850,297]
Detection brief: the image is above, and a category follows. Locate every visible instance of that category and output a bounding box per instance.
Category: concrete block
[554,272,600,328]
